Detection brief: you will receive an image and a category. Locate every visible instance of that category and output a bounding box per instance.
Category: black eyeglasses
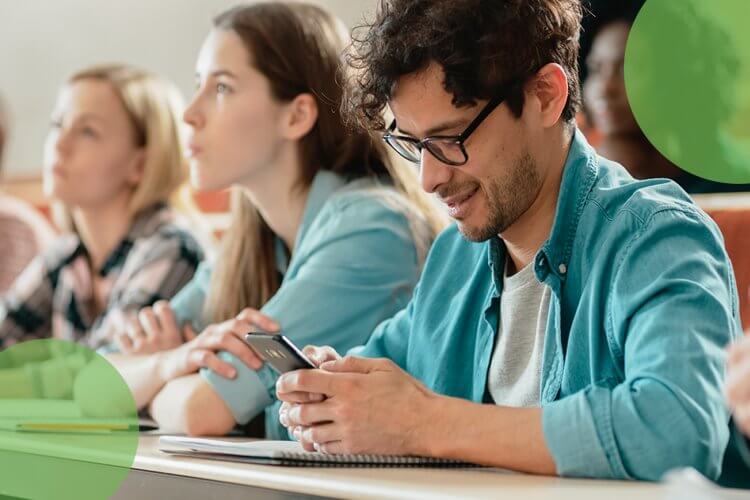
[383,93,507,167]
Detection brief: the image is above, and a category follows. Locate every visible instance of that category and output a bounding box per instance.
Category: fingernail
[279,412,288,426]
[228,369,237,379]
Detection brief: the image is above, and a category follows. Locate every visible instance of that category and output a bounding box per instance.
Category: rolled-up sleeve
[543,209,737,481]
[201,195,421,432]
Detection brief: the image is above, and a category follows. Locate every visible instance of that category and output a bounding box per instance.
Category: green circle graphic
[625,0,750,184]
[0,339,138,500]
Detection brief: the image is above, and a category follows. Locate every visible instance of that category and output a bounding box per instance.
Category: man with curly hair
[276,0,746,485]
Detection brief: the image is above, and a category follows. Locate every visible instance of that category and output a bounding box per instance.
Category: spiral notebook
[158,436,474,468]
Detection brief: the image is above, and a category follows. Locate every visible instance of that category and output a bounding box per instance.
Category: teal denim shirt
[353,130,742,483]
[169,171,428,437]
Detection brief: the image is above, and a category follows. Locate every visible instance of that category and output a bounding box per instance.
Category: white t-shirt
[487,256,551,407]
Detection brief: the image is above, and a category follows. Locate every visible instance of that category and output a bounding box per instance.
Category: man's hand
[727,334,750,436]
[303,345,342,367]
[276,355,437,455]
[277,345,341,404]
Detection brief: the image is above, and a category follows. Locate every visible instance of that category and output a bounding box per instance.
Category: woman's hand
[114,301,186,355]
[158,308,280,383]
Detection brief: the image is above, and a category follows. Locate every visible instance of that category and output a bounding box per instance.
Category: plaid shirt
[0,203,204,350]
[0,194,56,293]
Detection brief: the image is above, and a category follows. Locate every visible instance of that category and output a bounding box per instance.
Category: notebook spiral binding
[275,451,472,468]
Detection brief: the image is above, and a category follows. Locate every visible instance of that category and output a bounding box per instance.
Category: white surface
[159,435,319,459]
[0,398,81,419]
[158,435,465,465]
[2,433,747,499]
[133,435,677,500]
[693,193,750,210]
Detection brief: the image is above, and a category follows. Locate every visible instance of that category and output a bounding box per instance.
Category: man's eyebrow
[396,119,468,138]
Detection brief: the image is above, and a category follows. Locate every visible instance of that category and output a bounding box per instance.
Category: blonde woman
[105,2,446,437]
[0,65,203,363]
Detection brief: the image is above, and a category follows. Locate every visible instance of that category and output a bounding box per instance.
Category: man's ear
[281,93,319,141]
[527,63,569,128]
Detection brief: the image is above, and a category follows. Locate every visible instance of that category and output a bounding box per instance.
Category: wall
[0,0,375,177]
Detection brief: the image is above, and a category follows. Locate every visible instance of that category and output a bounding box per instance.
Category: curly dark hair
[344,0,584,131]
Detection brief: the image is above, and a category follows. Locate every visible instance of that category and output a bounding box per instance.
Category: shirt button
[558,263,567,275]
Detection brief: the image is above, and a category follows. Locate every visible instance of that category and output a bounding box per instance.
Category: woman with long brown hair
[105,2,445,437]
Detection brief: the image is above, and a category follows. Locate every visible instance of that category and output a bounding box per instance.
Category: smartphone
[244,333,315,375]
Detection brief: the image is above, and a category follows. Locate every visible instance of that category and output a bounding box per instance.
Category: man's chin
[455,220,496,243]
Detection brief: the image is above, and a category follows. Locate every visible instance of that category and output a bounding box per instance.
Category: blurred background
[0,0,373,179]
[2,2,749,313]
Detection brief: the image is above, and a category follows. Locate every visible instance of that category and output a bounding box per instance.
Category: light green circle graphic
[625,0,750,184]
[0,339,138,500]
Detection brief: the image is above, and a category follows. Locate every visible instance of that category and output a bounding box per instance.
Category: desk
[120,435,749,500]
[2,433,748,499]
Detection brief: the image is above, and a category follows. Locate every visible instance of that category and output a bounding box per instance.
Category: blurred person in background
[0,65,204,399]
[580,0,750,194]
[0,95,56,293]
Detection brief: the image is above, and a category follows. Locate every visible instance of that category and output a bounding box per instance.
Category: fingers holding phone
[303,345,342,367]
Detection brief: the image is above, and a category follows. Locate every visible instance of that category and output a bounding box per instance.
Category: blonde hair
[52,64,190,231]
[204,3,447,323]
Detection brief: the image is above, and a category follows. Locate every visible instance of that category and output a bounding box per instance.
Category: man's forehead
[391,62,446,104]
[389,63,470,136]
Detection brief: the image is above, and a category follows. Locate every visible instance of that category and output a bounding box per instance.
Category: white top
[488,257,551,407]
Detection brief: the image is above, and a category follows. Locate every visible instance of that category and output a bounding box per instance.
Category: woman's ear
[126,148,146,187]
[281,93,318,141]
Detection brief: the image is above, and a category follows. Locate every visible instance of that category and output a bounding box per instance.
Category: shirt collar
[537,128,599,282]
[126,202,172,240]
[488,237,506,294]
[486,129,598,286]
[84,202,171,276]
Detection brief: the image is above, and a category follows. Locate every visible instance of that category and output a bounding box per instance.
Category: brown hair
[344,0,583,131]
[205,2,445,323]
